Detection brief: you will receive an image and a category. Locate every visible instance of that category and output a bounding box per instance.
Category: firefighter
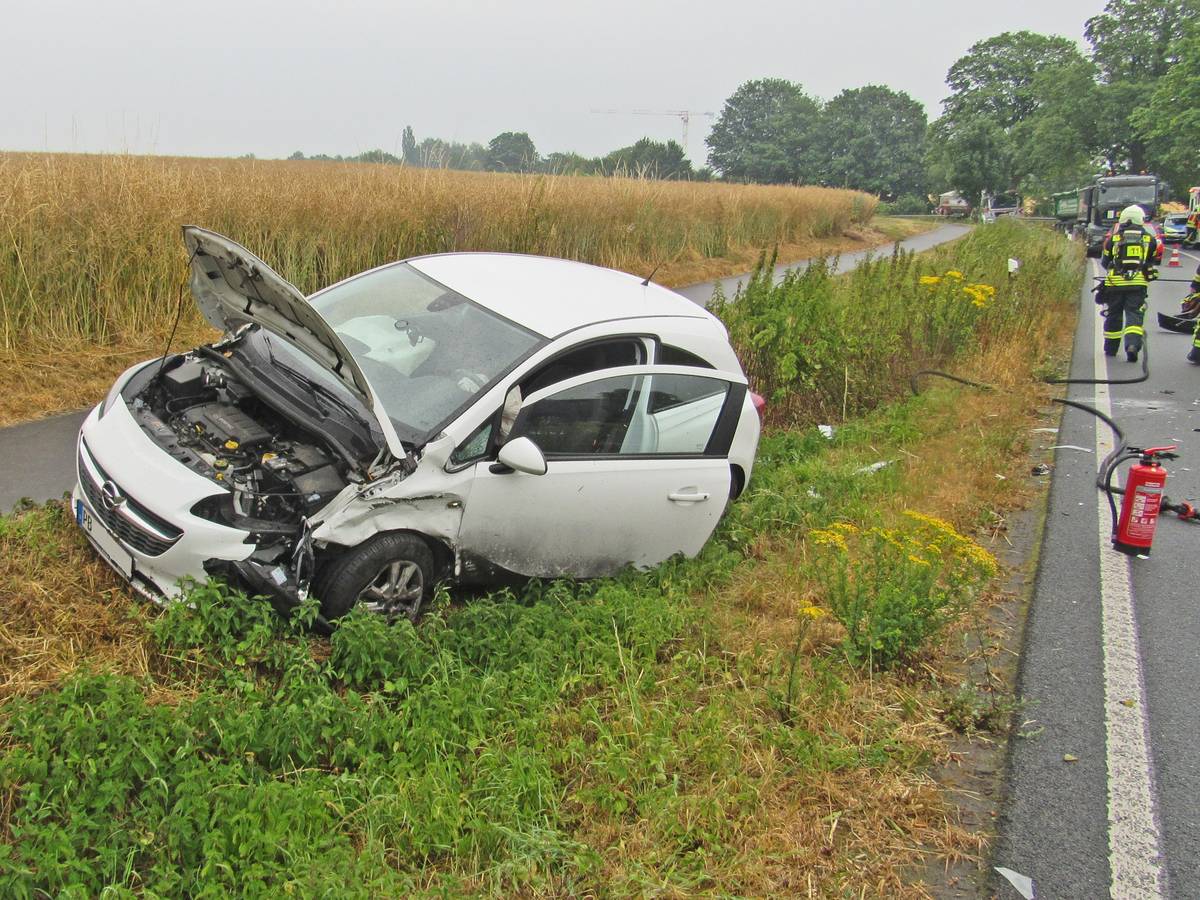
[1100,204,1161,362]
[1186,261,1200,364]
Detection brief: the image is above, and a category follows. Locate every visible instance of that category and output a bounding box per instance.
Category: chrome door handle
[668,491,710,503]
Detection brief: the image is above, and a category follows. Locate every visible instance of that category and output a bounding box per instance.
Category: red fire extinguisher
[1113,446,1177,557]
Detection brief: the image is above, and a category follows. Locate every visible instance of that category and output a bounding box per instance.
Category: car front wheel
[314,532,434,623]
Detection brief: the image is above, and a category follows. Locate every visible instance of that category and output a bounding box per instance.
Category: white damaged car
[73,227,761,622]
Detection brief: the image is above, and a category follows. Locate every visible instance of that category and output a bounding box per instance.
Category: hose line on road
[911,328,1200,535]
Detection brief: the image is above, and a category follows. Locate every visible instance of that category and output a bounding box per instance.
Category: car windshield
[1166,215,1187,225]
[301,263,543,440]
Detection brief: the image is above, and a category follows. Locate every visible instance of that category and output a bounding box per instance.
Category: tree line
[289,128,706,181]
[284,0,1200,204]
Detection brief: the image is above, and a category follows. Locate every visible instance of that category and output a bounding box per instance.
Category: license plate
[76,498,134,579]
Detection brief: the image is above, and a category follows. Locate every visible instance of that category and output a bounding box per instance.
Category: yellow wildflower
[945,269,963,279]
[903,510,959,538]
[800,605,827,619]
[809,529,848,551]
[829,522,860,534]
[919,275,942,286]
[907,554,932,567]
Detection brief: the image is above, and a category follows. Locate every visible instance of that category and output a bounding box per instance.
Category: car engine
[125,354,350,530]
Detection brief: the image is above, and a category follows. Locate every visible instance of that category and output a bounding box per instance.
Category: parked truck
[1081,174,1166,257]
[1051,189,1084,233]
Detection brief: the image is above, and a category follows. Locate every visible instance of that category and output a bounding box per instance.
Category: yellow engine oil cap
[224,440,239,450]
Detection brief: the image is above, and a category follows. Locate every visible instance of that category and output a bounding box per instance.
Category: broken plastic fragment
[1031,464,1052,476]
[994,866,1035,899]
[854,459,896,475]
[1048,445,1092,453]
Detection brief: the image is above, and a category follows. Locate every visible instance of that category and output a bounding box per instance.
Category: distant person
[1100,204,1161,363]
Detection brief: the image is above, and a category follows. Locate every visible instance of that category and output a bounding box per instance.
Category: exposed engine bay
[123,354,352,531]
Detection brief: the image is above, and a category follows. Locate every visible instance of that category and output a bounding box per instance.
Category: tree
[1009,57,1103,192]
[925,116,1014,202]
[485,132,539,173]
[816,85,927,197]
[706,78,821,183]
[352,149,399,164]
[1086,0,1200,172]
[942,31,1086,129]
[401,126,419,166]
[1132,25,1200,194]
[601,138,694,179]
[930,31,1096,194]
[541,151,598,175]
[1086,0,1199,82]
[288,151,305,160]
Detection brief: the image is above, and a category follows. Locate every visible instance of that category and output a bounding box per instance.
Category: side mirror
[493,436,547,476]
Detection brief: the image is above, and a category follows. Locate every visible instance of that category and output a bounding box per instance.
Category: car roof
[406,252,712,338]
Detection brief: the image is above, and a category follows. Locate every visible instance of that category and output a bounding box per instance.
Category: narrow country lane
[993,246,1200,898]
[0,224,969,512]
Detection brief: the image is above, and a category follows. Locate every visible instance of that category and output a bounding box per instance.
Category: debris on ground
[1031,464,1052,476]
[994,866,1036,899]
[818,424,834,439]
[855,459,897,475]
[1047,445,1092,453]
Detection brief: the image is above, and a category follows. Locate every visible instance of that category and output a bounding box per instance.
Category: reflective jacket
[1102,223,1161,289]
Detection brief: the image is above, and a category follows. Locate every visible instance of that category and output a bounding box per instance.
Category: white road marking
[1090,260,1168,898]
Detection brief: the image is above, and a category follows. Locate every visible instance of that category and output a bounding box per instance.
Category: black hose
[910,289,1156,524]
[909,369,995,395]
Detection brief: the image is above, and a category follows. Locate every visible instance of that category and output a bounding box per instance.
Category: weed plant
[715,219,1081,426]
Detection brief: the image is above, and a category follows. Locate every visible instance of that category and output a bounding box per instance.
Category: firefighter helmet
[1119,204,1146,225]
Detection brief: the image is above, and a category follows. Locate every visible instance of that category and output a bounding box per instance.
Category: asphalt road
[0,224,969,513]
[992,247,1200,898]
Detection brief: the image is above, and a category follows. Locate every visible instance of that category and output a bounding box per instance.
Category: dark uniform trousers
[1103,287,1147,356]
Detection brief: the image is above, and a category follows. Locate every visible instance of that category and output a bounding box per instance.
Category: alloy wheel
[357,559,425,620]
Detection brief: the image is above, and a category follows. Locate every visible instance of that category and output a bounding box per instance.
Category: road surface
[0,223,968,513]
[992,247,1200,898]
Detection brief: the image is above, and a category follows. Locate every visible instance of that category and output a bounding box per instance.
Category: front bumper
[73,402,254,600]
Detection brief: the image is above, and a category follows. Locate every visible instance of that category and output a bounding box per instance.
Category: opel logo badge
[100,481,125,512]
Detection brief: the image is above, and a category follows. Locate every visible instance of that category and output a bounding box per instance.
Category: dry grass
[0,151,904,427]
[0,501,154,703]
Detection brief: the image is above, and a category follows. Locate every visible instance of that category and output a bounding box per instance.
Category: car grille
[78,441,183,557]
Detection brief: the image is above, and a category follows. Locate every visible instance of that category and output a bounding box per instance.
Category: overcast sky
[5,0,1106,163]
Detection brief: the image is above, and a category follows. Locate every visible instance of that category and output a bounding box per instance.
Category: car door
[456,365,746,578]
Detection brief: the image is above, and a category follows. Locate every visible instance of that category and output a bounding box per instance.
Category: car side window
[449,418,495,466]
[520,338,646,397]
[656,344,715,368]
[511,373,732,457]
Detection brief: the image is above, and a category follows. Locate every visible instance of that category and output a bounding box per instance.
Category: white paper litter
[1048,445,1093,453]
[817,424,834,439]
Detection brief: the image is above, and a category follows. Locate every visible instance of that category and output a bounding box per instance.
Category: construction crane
[590,109,717,155]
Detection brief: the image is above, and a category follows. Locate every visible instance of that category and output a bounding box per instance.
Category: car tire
[313,532,434,623]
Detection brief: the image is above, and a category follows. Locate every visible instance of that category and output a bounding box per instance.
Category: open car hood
[182,226,406,462]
